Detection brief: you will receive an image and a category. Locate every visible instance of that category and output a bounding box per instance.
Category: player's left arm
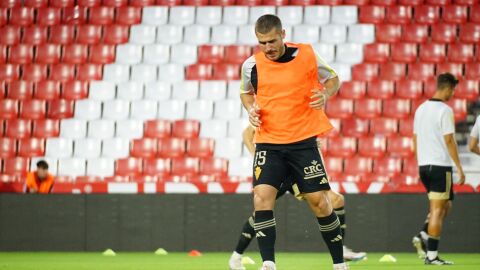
[310,50,341,110]
[468,117,480,155]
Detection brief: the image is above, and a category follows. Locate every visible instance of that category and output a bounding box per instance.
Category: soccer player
[229,126,366,270]
[412,73,465,265]
[26,160,55,194]
[240,15,347,270]
[468,115,480,156]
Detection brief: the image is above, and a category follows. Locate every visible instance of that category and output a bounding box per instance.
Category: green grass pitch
[0,252,479,270]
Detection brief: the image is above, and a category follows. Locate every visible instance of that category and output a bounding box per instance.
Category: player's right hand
[248,104,262,128]
[458,169,465,185]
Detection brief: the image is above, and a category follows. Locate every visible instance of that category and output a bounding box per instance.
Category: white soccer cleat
[343,246,366,261]
[229,252,246,270]
[259,260,276,270]
[333,262,349,270]
[412,236,426,259]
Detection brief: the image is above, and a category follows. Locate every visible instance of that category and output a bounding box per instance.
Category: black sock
[234,216,255,254]
[422,222,429,234]
[318,212,344,264]
[427,236,439,252]
[254,210,276,262]
[334,207,346,241]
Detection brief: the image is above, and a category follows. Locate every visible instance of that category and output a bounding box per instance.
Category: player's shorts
[253,137,331,194]
[419,165,454,201]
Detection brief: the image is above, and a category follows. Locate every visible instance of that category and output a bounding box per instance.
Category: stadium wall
[0,194,479,253]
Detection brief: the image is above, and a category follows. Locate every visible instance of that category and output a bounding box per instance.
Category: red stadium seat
[327,137,357,158]
[358,136,386,158]
[62,44,88,64]
[442,5,468,24]
[5,119,31,139]
[351,63,379,81]
[431,23,457,43]
[171,157,199,177]
[399,117,414,136]
[198,45,224,64]
[423,77,436,97]
[388,136,414,157]
[0,64,20,82]
[200,157,228,178]
[263,0,289,4]
[115,7,142,25]
[383,99,411,119]
[325,98,354,119]
[183,0,208,5]
[235,0,261,4]
[50,0,75,7]
[436,63,463,78]
[22,25,48,45]
[25,0,49,7]
[0,0,21,8]
[7,81,34,100]
[454,0,477,4]
[62,81,89,100]
[130,138,158,158]
[187,138,215,158]
[370,118,398,136]
[115,157,143,177]
[8,44,33,64]
[49,25,75,45]
[0,82,5,98]
[172,120,200,139]
[426,0,451,4]
[401,24,429,43]
[326,119,341,138]
[408,63,435,80]
[372,156,402,180]
[448,43,474,63]
[323,156,343,177]
[390,43,417,63]
[213,64,240,80]
[0,99,19,119]
[465,63,480,79]
[186,64,213,80]
[18,138,45,157]
[77,0,102,6]
[0,26,22,45]
[363,43,390,63]
[224,45,252,64]
[34,81,61,100]
[209,0,236,5]
[0,138,17,158]
[49,63,75,82]
[2,157,29,176]
[103,24,129,44]
[35,43,61,64]
[367,79,395,99]
[32,119,59,138]
[344,156,372,180]
[0,45,5,63]
[130,0,155,6]
[144,120,172,139]
[89,44,115,64]
[338,81,366,99]
[88,7,114,25]
[20,99,46,120]
[103,0,128,6]
[76,63,103,81]
[36,7,61,26]
[158,138,186,158]
[375,24,402,43]
[396,80,423,99]
[386,6,413,24]
[471,5,480,23]
[0,8,6,27]
[454,80,479,101]
[47,99,74,119]
[380,62,407,81]
[143,158,171,178]
[420,43,446,63]
[359,6,385,24]
[414,5,440,24]
[355,99,382,119]
[342,118,369,137]
[9,7,35,26]
[343,0,369,4]
[446,98,467,121]
[76,25,102,44]
[21,64,48,82]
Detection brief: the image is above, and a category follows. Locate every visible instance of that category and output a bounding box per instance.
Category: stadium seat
[367,79,395,99]
[214,99,241,120]
[130,100,158,120]
[158,64,185,83]
[376,24,402,43]
[49,63,75,82]
[354,99,382,119]
[420,43,446,63]
[408,63,435,80]
[380,62,407,81]
[2,157,29,177]
[61,6,87,25]
[330,63,352,81]
[343,156,373,181]
[390,43,417,63]
[115,119,143,139]
[32,119,59,138]
[358,136,387,158]
[143,158,171,178]
[103,64,130,83]
[303,6,330,26]
[442,5,467,24]
[402,158,419,181]
[199,119,228,139]
[20,99,46,119]
[130,138,158,158]
[338,81,366,99]
[47,99,74,119]
[117,81,143,101]
[45,137,73,158]
[214,137,242,159]
[342,118,369,137]
[103,25,130,44]
[22,25,48,45]
[0,99,18,120]
[222,6,248,25]
[5,119,31,139]
[383,99,411,119]
[0,45,5,63]
[386,6,412,24]
[414,5,440,24]
[454,80,479,101]
[277,6,303,26]
[370,118,398,136]
[320,24,347,44]
[331,6,357,25]
[60,119,87,139]
[186,138,214,158]
[7,81,34,100]
[131,64,158,82]
[171,157,199,178]
[465,63,480,79]
[115,157,142,177]
[144,81,171,100]
[183,25,210,45]
[158,100,186,120]
[102,100,130,120]
[227,118,249,138]
[237,25,257,46]
[102,137,130,158]
[48,25,75,45]
[436,63,463,78]
[325,98,354,119]
[200,157,228,178]
[327,137,357,158]
[431,23,457,43]
[449,43,475,63]
[21,64,47,82]
[36,7,61,26]
[76,25,102,45]
[196,7,222,26]
[171,44,198,65]
[142,6,168,25]
[62,81,88,100]
[9,7,34,26]
[74,138,101,158]
[185,64,211,81]
[0,8,6,27]
[0,64,20,83]
[0,138,17,158]
[0,26,21,45]
[401,23,428,43]
[18,138,45,157]
[372,156,402,181]
[171,81,199,101]
[249,6,276,24]
[351,63,379,81]
[211,25,238,45]
[115,44,142,64]
[88,81,115,101]
[158,137,186,158]
[62,44,88,64]
[156,25,183,45]
[336,44,363,64]
[144,119,172,139]
[199,81,227,101]
[423,77,436,97]
[8,44,33,64]
[388,136,414,157]
[348,24,375,44]
[363,43,390,63]
[312,43,335,63]
[143,44,170,65]
[447,98,467,121]
[74,100,101,121]
[115,6,141,25]
[130,25,157,45]
[104,0,128,6]
[89,44,115,64]
[396,80,423,99]
[186,100,214,120]
[293,25,320,43]
[359,5,385,24]
[86,157,114,177]
[459,23,480,44]
[77,0,101,6]
[88,6,114,25]
[88,119,115,139]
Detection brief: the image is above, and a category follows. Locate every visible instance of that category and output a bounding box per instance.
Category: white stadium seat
[223,6,249,25]
[30,157,58,175]
[142,6,168,26]
[144,81,171,101]
[320,24,347,44]
[88,119,115,139]
[46,138,73,158]
[131,64,158,83]
[184,25,211,45]
[169,7,196,25]
[103,64,131,83]
[196,7,222,26]
[115,119,144,139]
[227,80,241,99]
[348,24,375,44]
[171,44,198,65]
[158,100,186,120]
[102,100,130,120]
[336,43,364,64]
[86,158,115,177]
[238,25,257,45]
[293,25,320,43]
[214,137,242,159]
[74,99,102,120]
[312,43,335,63]
[214,99,241,120]
[57,158,86,178]
[143,44,170,65]
[129,25,156,45]
[249,6,276,24]
[304,6,330,25]
[156,25,184,45]
[74,138,102,159]
[117,81,144,101]
[130,100,158,120]
[60,119,87,139]
[88,81,116,101]
[158,64,185,83]
[115,44,142,64]
[211,25,238,45]
[172,81,199,100]
[278,7,303,26]
[330,62,352,81]
[331,6,358,25]
[199,80,227,101]
[199,119,228,139]
[102,138,130,158]
[228,156,253,177]
[227,118,250,138]
[186,100,214,120]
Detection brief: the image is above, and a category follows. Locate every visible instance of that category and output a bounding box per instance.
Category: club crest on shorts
[255,166,262,180]
[303,160,325,180]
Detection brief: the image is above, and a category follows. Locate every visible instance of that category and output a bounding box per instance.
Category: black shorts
[253,138,331,194]
[419,165,454,201]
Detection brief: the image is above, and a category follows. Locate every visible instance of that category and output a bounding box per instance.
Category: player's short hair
[255,14,282,34]
[36,160,49,170]
[437,73,459,90]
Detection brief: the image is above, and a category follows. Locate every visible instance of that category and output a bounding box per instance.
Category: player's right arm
[442,109,465,184]
[239,56,261,127]
[468,116,480,155]
[242,126,256,155]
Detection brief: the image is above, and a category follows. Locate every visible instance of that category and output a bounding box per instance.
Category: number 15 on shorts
[254,151,266,180]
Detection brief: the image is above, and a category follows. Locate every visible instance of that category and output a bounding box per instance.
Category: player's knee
[253,193,274,210]
[330,192,344,208]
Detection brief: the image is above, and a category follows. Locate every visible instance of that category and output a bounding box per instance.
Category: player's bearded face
[256,28,286,61]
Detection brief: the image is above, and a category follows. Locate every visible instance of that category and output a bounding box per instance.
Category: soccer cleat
[412,236,426,259]
[229,252,246,270]
[333,262,349,270]
[425,257,454,265]
[259,261,276,270]
[343,246,366,261]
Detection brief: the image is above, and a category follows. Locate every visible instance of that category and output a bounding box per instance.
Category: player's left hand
[309,89,328,110]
